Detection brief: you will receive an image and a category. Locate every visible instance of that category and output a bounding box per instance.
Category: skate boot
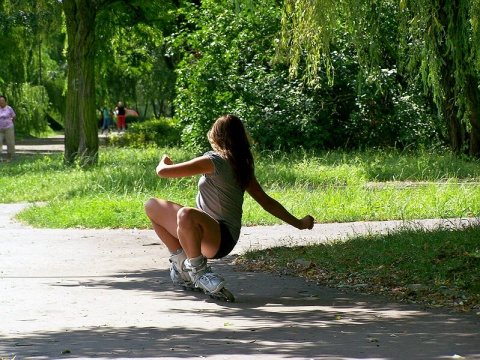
[169,249,192,287]
[185,256,225,294]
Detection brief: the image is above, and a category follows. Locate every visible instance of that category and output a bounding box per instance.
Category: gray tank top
[196,151,244,241]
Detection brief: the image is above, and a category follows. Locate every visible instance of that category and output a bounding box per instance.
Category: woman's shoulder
[0,105,14,113]
[203,150,222,160]
[203,151,230,170]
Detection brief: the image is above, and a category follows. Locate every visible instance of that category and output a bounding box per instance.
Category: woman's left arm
[246,176,314,230]
[156,154,214,178]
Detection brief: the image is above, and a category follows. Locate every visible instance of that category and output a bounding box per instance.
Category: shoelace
[200,272,222,284]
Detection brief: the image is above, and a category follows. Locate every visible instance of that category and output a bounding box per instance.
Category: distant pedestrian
[99,109,104,129]
[116,101,126,132]
[0,95,17,163]
[101,107,112,134]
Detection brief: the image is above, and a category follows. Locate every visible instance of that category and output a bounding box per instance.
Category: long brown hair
[207,114,254,190]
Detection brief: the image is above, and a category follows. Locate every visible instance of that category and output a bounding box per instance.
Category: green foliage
[278,0,398,83]
[11,84,50,136]
[348,69,441,148]
[94,1,178,117]
[278,0,480,155]
[173,0,338,152]
[0,0,66,135]
[172,0,440,152]
[107,118,181,148]
[1,0,472,154]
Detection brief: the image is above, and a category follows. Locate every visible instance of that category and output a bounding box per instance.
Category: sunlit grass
[1,146,480,228]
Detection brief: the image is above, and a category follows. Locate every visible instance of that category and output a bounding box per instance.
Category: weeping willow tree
[278,0,480,156]
[0,0,64,135]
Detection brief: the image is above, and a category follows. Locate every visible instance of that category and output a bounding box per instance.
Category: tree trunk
[64,59,80,163]
[440,86,464,154]
[436,1,465,154]
[437,57,464,153]
[63,0,98,166]
[151,99,159,118]
[466,74,480,157]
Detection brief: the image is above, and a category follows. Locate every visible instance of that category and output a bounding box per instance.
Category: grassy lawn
[1,144,479,311]
[235,226,480,312]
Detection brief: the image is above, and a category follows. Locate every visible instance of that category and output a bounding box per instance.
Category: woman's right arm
[156,154,214,178]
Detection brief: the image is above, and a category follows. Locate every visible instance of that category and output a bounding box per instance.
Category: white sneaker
[169,250,191,286]
[185,257,225,294]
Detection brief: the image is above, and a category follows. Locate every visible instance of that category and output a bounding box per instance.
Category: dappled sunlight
[257,303,423,322]
[3,264,478,359]
[1,207,479,359]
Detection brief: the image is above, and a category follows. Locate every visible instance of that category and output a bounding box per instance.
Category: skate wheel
[180,284,196,292]
[209,287,235,302]
[220,288,235,302]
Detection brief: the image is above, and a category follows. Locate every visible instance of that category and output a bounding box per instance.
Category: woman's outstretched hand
[160,154,173,165]
[156,154,173,175]
[299,215,315,230]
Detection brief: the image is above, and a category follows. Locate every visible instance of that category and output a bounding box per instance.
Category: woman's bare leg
[144,199,221,258]
[144,198,183,252]
[176,207,221,259]
[145,198,224,293]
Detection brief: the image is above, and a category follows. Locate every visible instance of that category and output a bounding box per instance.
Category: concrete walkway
[1,203,479,360]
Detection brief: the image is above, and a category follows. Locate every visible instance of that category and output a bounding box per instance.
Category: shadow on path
[2,258,479,360]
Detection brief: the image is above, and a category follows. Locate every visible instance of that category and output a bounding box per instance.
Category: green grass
[236,225,480,312]
[2,143,479,311]
[1,146,480,228]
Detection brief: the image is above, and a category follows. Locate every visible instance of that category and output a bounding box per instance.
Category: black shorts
[212,221,237,259]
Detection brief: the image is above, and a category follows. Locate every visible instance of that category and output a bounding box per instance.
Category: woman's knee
[176,207,197,227]
[145,198,183,221]
[144,198,160,217]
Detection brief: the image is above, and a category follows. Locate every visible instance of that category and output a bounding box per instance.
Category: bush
[172,0,441,153]
[347,68,441,149]
[107,118,181,148]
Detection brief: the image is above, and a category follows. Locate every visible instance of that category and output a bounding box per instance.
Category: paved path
[1,203,479,360]
[14,135,65,155]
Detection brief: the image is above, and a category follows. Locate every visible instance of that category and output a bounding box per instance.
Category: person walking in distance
[101,107,112,134]
[144,114,314,295]
[116,101,126,132]
[0,95,17,163]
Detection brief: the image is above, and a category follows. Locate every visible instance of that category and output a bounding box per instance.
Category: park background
[2,0,480,159]
[1,0,479,312]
